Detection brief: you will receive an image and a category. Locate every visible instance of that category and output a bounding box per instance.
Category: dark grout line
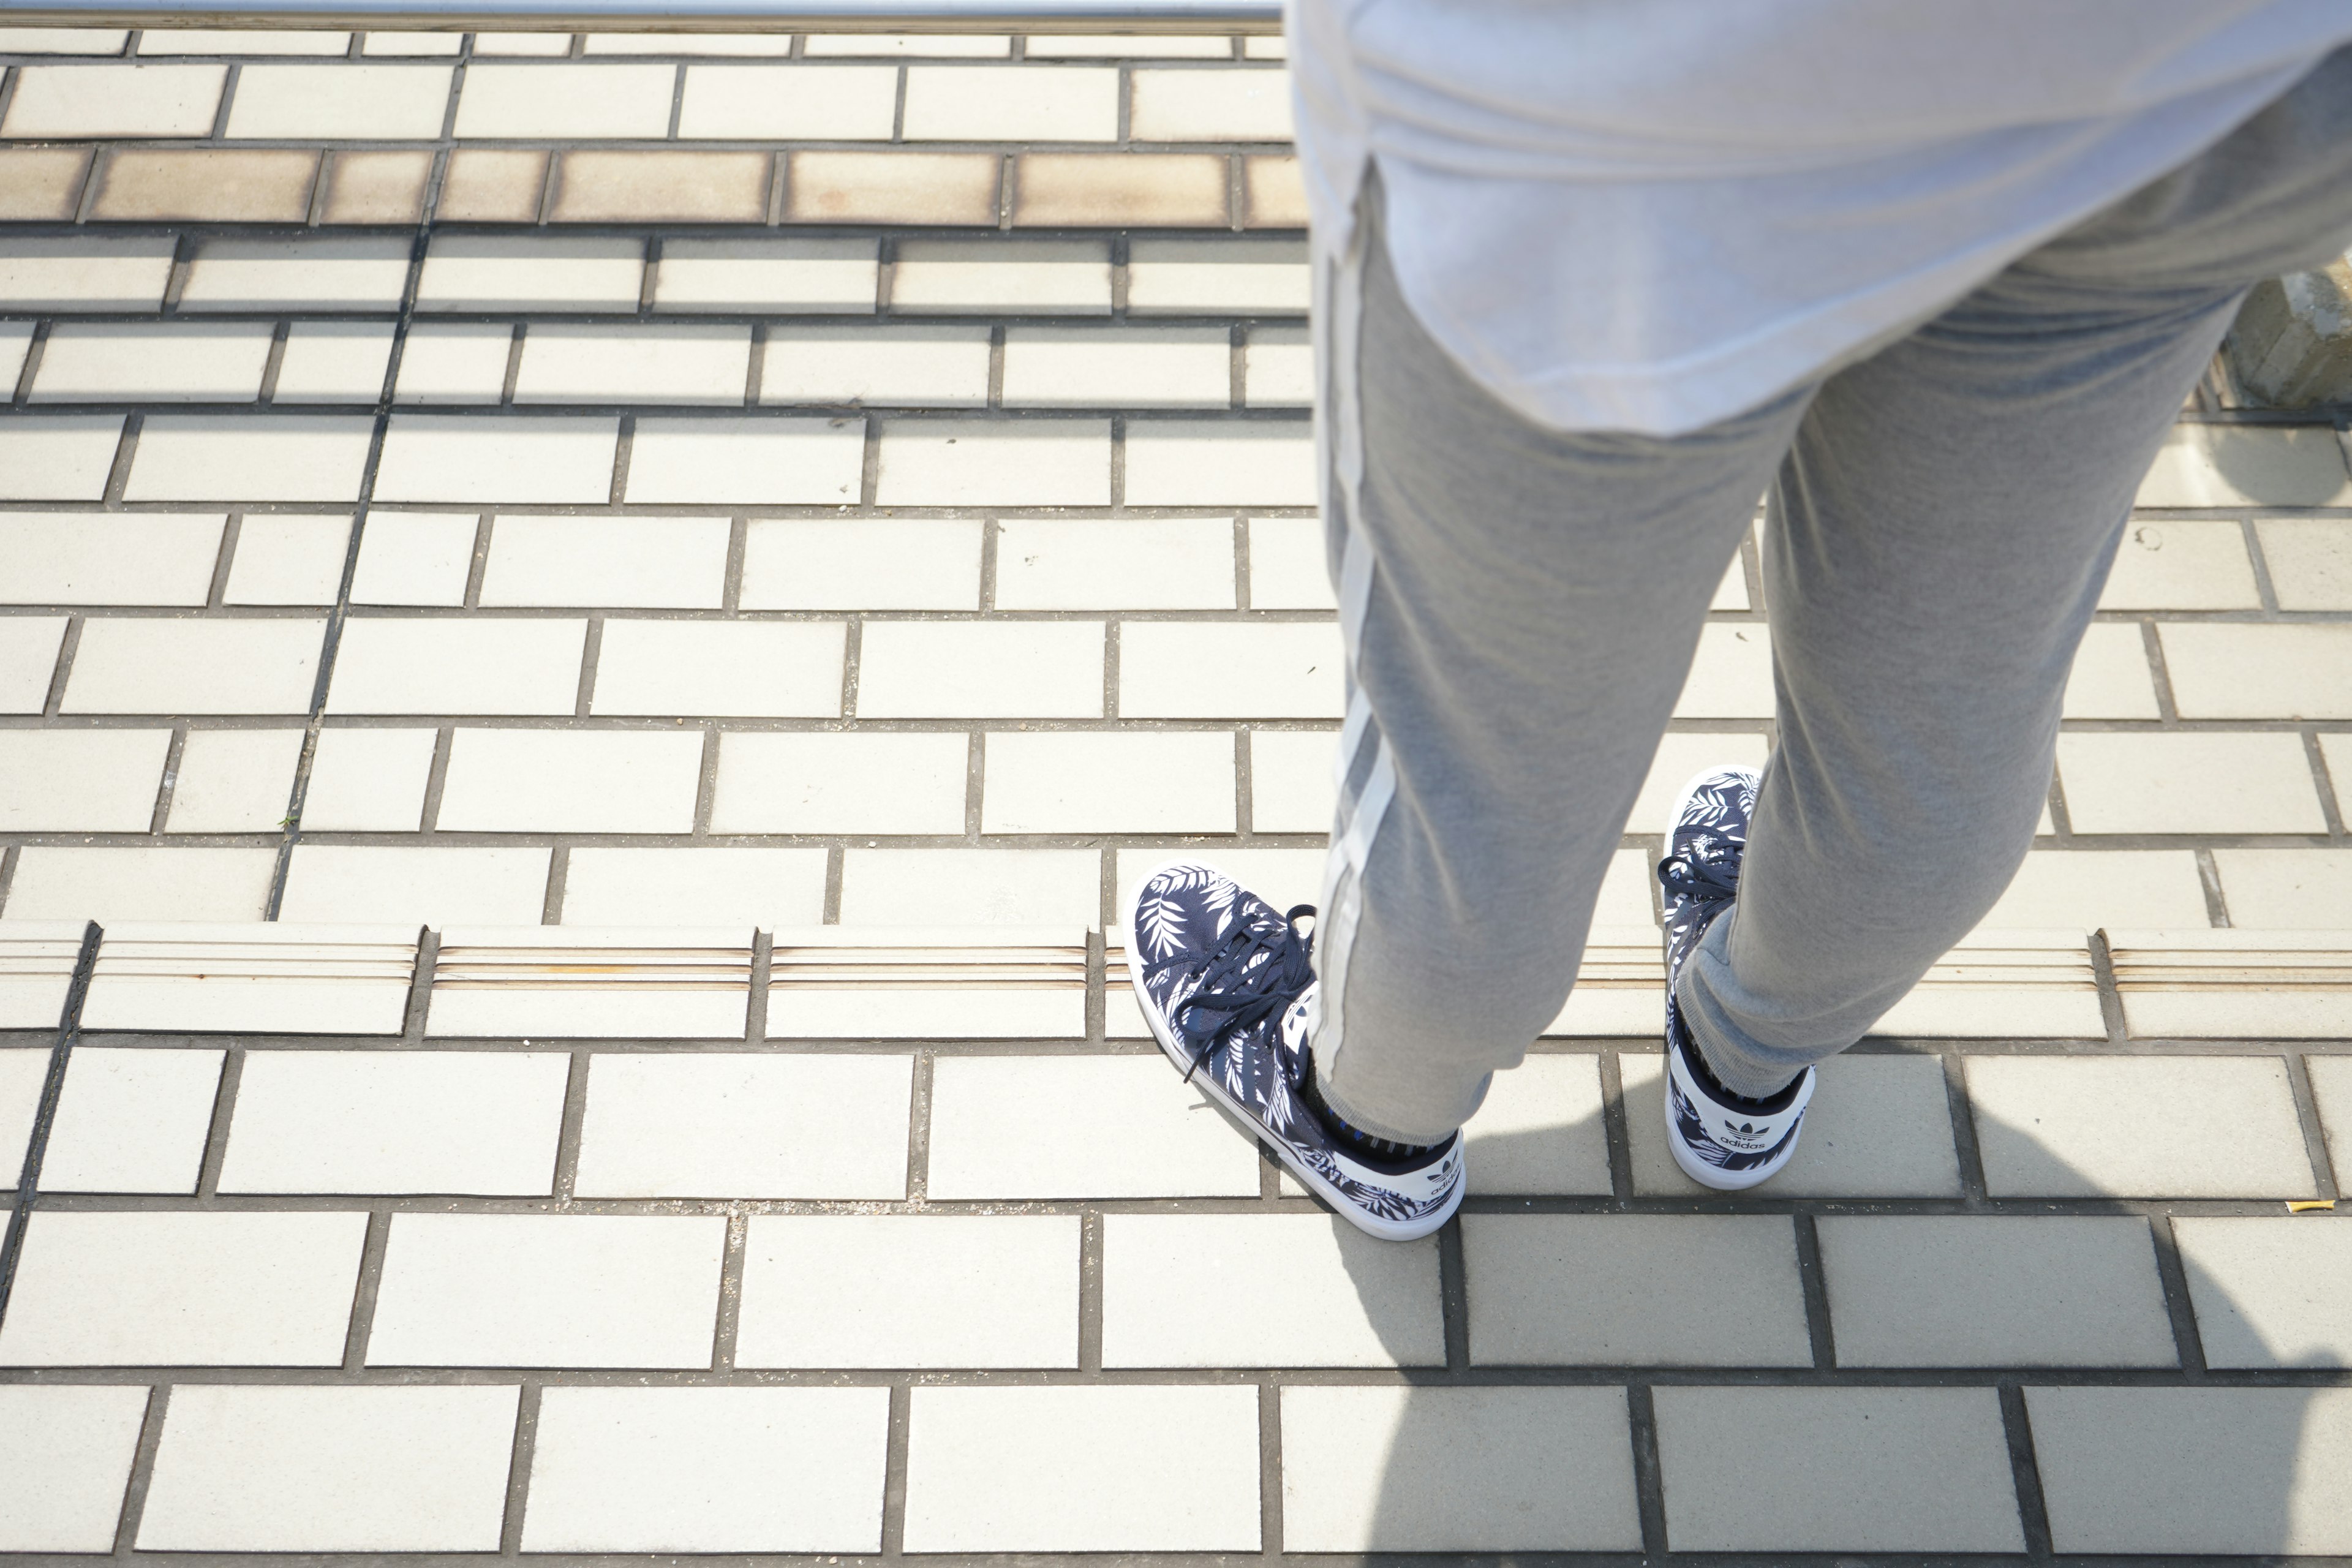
[106,1381,171,1557]
[2194,845,2231,927]
[2086,929,2127,1044]
[746,930,773,1037]
[711,1208,748,1370]
[192,1041,244,1199]
[549,1047,590,1201]
[496,1381,543,1555]
[339,1205,393,1371]
[902,1046,933,1202]
[1623,1381,1670,1558]
[1436,1213,1469,1371]
[539,842,570,922]
[877,1381,911,1562]
[146,722,188,834]
[1997,1381,2056,1559]
[1790,1209,1836,1371]
[1076,1207,1104,1374]
[1940,1051,1991,1207]
[2282,1048,2343,1200]
[2144,1212,2210,1378]
[2305,727,2348,839]
[0,919,101,1334]
[1597,1048,1634,1205]
[1255,1379,1282,1559]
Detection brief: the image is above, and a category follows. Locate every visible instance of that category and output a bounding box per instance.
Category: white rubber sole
[1125,860,1463,1244]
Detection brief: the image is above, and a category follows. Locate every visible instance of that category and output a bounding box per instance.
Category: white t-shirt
[1289,0,2352,435]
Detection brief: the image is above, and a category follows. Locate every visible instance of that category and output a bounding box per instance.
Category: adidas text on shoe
[1126,860,1464,1242]
[1656,766,1816,1190]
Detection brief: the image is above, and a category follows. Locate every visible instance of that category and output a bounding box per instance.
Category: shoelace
[1657,833,1742,929]
[1144,903,1317,1082]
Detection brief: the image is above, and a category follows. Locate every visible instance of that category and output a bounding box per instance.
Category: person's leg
[1306,176,1809,1144]
[1679,47,2352,1097]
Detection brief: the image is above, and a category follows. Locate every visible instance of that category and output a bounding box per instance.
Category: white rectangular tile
[374,415,618,503]
[81,925,417,1035]
[428,927,751,1039]
[926,1054,1259,1197]
[876,418,1110,506]
[61,617,323,715]
[40,1046,222,1193]
[326,616,585,714]
[220,1050,567,1194]
[560,846,829,926]
[1967,1054,2316,1198]
[575,1053,910,1198]
[590,619,843,716]
[625,415,865,504]
[982,730,1235,833]
[856,619,1103,717]
[739,516,981,609]
[0,511,224,606]
[712,731,968,834]
[0,1385,149,1553]
[761,324,989,406]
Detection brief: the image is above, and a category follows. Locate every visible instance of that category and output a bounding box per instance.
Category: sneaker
[1126,861,1464,1242]
[1657,766,1815,1190]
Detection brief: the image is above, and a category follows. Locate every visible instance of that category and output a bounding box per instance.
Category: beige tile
[2212,848,2352,926]
[585,31,796,53]
[786,151,1000,225]
[1014,152,1228,226]
[1104,1213,1442,1367]
[838,847,1101,925]
[0,616,67,712]
[712,731,968,834]
[480,514,728,608]
[1248,514,1333,608]
[62,617,323,715]
[375,415,619,503]
[40,1046,222,1194]
[857,619,1103,717]
[625,416,865,503]
[1130,67,1291,140]
[1284,1389,1639,1552]
[0,511,225,605]
[4,846,274,922]
[802,32,1008,56]
[0,1210,364,1366]
[1245,154,1307,226]
[578,1054,908,1199]
[521,1387,889,1554]
[590,619,845,715]
[983,730,1235,832]
[1243,34,1286,59]
[926,1054,1258,1197]
[741,517,981,609]
[1657,1387,2021,1552]
[1465,1213,1810,1365]
[2175,1217,2352,1369]
[349,510,476,606]
[2256,518,2352,609]
[1122,621,1341,717]
[2161,622,2352,718]
[2057,731,2325,834]
[1967,1054,2316,1197]
[437,728,703,832]
[394,322,512,404]
[654,236,878,312]
[434,147,548,222]
[0,733,168,832]
[271,324,396,403]
[0,415,124,500]
[277,844,550,925]
[0,235,175,310]
[560,846,827,926]
[903,1385,1258,1551]
[326,617,585,714]
[2062,620,2159,719]
[89,148,318,222]
[2027,1387,2352,1555]
[1002,326,1230,407]
[0,1385,149,1553]
[903,65,1118,141]
[1030,33,1230,56]
[1464,1052,1611,1196]
[1623,1051,1961,1197]
[995,516,1235,609]
[126,414,372,502]
[0,27,129,53]
[0,319,31,391]
[891,238,1110,312]
[165,728,304,831]
[515,324,750,405]
[137,1385,516,1553]
[738,1215,1071,1368]
[2100,518,2260,609]
[550,150,772,224]
[0,146,92,220]
[2136,423,2352,508]
[1819,1216,2174,1366]
[1,1047,48,1169]
[453,61,674,137]
[1248,726,1336,832]
[364,31,464,54]
[1244,323,1311,405]
[138,29,351,53]
[302,727,435,830]
[34,322,273,402]
[1665,620,1771,717]
[369,1212,723,1367]
[225,62,451,137]
[1126,420,1314,504]
[761,325,990,407]
[875,418,1110,506]
[225,517,355,611]
[3,62,224,135]
[417,235,643,311]
[1980,848,2209,929]
[1128,236,1308,314]
[470,30,575,55]
[319,148,433,222]
[221,1049,567,1195]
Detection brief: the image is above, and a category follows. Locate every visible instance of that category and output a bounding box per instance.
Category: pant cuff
[1673,913,1817,1099]
[1308,1055,1465,1145]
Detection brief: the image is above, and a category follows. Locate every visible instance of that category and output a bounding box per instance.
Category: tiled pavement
[1,20,2351,1564]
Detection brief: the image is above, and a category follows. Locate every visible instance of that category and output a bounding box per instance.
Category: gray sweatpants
[1312,48,2352,1142]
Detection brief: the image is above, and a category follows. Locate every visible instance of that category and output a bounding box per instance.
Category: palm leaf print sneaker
[1657,766,1815,1190]
[1126,861,1464,1242]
